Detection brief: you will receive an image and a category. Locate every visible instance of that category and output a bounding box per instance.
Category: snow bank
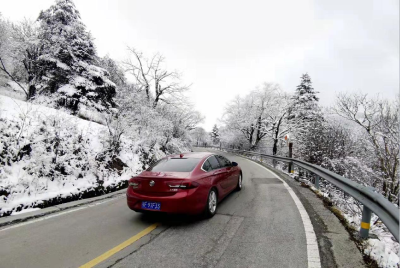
[11,207,41,216]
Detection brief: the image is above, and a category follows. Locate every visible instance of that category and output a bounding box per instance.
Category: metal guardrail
[202,146,399,241]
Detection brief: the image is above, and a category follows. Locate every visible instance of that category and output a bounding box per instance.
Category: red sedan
[126,152,242,217]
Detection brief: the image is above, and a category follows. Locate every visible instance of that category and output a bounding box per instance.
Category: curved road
[0,149,320,268]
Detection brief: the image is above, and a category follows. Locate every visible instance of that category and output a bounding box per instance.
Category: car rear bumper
[126,186,206,214]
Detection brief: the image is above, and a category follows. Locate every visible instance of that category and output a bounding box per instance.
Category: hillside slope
[0,94,143,216]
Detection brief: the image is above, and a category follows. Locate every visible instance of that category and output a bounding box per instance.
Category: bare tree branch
[0,56,28,97]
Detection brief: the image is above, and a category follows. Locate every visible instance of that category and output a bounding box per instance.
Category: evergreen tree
[288,73,324,163]
[210,124,220,144]
[98,55,126,88]
[288,73,321,123]
[35,0,116,114]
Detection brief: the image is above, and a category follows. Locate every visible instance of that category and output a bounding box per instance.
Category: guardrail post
[360,205,372,239]
[288,142,293,173]
[315,176,320,190]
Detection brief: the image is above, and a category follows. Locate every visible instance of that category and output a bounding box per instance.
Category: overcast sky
[1,0,398,131]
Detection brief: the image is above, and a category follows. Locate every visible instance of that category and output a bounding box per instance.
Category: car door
[207,155,229,196]
[215,155,237,191]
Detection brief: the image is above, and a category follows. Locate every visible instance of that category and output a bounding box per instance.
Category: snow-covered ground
[0,81,27,101]
[0,94,143,216]
[303,176,399,268]
[11,207,41,216]
[307,184,399,268]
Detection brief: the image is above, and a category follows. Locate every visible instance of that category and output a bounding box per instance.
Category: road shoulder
[242,156,366,268]
[0,188,127,228]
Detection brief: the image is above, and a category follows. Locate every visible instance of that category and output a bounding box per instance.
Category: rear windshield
[147,158,201,172]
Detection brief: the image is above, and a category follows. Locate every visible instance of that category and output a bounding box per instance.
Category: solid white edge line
[251,161,322,268]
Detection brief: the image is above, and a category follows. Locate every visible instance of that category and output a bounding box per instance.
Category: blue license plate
[141,201,161,210]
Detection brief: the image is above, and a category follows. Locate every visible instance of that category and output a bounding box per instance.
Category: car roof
[168,151,214,159]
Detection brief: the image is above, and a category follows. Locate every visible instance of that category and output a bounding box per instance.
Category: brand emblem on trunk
[149,180,155,187]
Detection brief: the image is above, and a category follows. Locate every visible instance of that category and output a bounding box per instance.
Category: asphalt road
[0,149,314,268]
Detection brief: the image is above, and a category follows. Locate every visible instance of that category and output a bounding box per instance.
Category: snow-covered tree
[210,124,220,144]
[192,127,207,146]
[219,126,247,149]
[333,93,399,202]
[9,19,41,98]
[222,92,265,149]
[222,83,288,151]
[166,105,204,139]
[288,73,324,162]
[98,55,126,88]
[288,73,322,126]
[0,15,30,97]
[123,47,189,108]
[34,0,116,114]
[0,15,13,84]
[259,84,291,155]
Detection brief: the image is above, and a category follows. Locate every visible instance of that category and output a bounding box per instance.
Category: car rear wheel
[236,174,243,191]
[204,188,218,218]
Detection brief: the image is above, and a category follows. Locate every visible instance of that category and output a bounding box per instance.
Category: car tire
[204,188,218,218]
[236,173,243,191]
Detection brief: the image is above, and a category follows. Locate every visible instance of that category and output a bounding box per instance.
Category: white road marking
[251,160,322,268]
[0,194,125,232]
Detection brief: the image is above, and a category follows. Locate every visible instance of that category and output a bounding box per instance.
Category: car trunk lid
[134,171,190,193]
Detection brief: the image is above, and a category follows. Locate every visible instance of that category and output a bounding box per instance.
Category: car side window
[202,160,212,172]
[216,155,231,167]
[207,156,221,170]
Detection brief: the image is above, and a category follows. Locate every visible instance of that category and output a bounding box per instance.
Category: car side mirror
[231,162,238,166]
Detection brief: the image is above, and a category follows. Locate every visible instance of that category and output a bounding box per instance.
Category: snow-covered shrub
[322,157,382,189]
[0,95,141,216]
[112,84,192,156]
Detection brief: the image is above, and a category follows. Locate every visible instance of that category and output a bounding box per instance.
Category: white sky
[1,0,399,131]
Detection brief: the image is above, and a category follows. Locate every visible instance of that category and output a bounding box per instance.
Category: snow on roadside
[0,94,142,216]
[336,198,400,268]
[11,207,41,216]
[364,230,400,268]
[313,184,400,268]
[311,180,400,268]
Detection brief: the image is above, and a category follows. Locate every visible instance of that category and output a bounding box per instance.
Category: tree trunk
[28,84,36,99]
[248,125,254,149]
[273,139,278,155]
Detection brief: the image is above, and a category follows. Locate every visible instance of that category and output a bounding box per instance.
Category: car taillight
[179,181,199,189]
[168,181,199,189]
[129,181,140,188]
